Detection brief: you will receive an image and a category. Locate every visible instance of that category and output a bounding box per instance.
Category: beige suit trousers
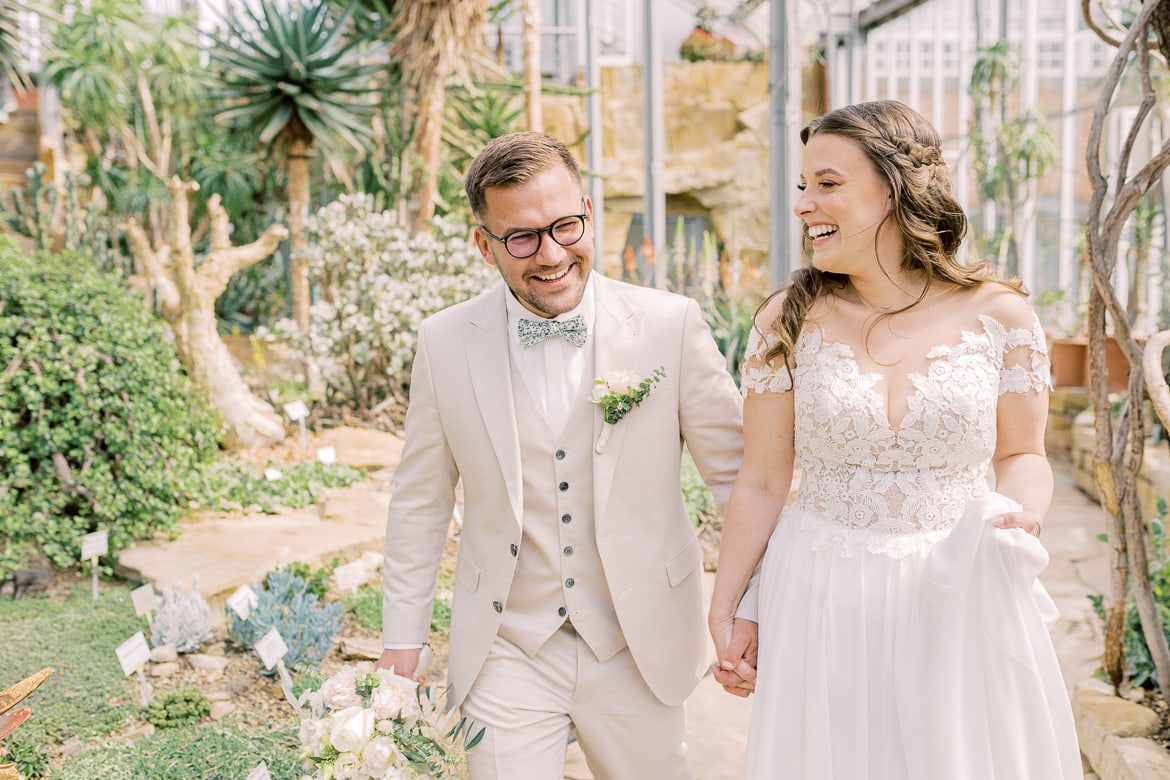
[460,624,694,780]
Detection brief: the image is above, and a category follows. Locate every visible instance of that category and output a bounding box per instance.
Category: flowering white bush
[299,663,483,779]
[272,194,495,411]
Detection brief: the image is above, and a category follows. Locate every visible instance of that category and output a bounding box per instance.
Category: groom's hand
[712,618,758,698]
[375,648,424,683]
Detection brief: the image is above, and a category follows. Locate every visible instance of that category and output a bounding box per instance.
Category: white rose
[330,705,374,754]
[361,735,399,777]
[605,369,642,395]
[590,382,610,403]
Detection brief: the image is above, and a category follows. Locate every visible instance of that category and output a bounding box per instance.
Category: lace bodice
[742,314,1050,556]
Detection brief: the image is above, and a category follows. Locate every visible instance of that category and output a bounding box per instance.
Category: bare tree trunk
[122,178,289,449]
[1083,0,1170,702]
[523,0,543,132]
[287,137,312,333]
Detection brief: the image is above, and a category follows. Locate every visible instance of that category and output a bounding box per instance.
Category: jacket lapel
[464,285,524,528]
[591,275,646,525]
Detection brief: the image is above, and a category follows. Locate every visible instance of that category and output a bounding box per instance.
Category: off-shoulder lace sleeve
[740,325,793,396]
[982,314,1050,395]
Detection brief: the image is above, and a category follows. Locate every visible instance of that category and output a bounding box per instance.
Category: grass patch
[0,580,145,778]
[48,716,301,780]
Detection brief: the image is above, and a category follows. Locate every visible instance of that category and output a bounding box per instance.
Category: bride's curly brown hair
[762,99,1024,368]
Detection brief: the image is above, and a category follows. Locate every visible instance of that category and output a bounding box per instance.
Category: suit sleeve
[382,323,461,646]
[677,297,744,514]
[676,299,760,620]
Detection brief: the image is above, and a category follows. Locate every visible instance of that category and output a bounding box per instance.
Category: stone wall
[542,61,775,275]
[1062,401,1170,525]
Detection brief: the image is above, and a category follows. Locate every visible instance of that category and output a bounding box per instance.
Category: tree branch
[1145,330,1170,435]
[121,218,180,313]
[198,223,290,295]
[1082,0,1123,48]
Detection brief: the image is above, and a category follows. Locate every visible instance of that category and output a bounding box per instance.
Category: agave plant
[208,0,386,333]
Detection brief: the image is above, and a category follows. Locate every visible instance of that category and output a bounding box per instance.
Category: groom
[377,131,753,779]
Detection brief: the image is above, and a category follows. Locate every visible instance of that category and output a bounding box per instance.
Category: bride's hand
[708,614,758,698]
[992,509,1044,538]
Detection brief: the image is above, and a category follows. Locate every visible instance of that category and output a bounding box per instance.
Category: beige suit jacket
[382,272,744,708]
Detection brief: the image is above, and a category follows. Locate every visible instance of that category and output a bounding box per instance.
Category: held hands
[709,616,759,698]
[991,509,1044,538]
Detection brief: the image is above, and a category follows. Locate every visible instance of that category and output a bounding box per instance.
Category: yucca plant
[208,0,386,333]
[0,0,36,91]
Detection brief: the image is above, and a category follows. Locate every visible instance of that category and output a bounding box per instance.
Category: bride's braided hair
[761,100,1023,368]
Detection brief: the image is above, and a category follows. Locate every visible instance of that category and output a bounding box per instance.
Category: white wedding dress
[739,314,1081,780]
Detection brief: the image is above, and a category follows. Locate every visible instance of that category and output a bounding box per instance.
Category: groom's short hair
[465,131,582,219]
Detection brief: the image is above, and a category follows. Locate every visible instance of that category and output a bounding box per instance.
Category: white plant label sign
[130,583,159,617]
[226,584,259,620]
[81,529,109,561]
[245,762,272,780]
[332,560,366,593]
[255,627,289,671]
[283,400,309,421]
[316,446,337,464]
[116,631,151,676]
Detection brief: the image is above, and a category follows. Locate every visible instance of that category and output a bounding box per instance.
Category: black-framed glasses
[480,200,588,259]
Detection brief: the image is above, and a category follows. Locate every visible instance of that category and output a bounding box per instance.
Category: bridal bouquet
[298,663,483,780]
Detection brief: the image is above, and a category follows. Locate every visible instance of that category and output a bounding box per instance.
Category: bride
[708,100,1081,779]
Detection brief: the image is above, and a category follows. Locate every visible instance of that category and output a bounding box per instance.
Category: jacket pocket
[455,556,481,594]
[665,536,701,587]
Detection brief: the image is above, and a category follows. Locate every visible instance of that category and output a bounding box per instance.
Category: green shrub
[145,686,211,728]
[185,460,364,514]
[1090,497,1170,688]
[227,568,343,675]
[679,27,736,62]
[0,245,220,577]
[682,450,717,527]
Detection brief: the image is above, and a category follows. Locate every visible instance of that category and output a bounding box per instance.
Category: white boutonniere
[589,366,666,453]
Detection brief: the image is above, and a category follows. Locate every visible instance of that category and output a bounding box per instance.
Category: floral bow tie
[517,314,588,348]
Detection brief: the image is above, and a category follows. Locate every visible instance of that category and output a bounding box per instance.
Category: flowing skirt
[743,492,1081,780]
